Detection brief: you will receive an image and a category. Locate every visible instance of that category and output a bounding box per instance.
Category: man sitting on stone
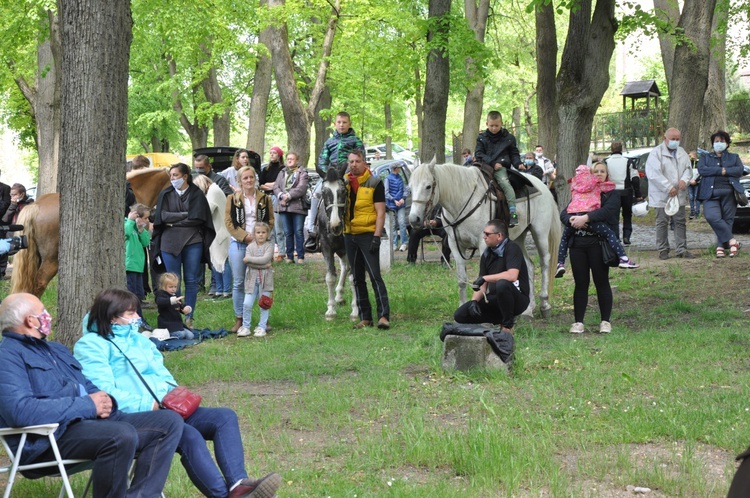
[0,293,184,498]
[453,219,529,333]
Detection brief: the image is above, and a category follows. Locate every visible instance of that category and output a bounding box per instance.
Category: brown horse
[11,168,170,297]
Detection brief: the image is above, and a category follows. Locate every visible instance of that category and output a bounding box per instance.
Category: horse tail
[546,205,562,301]
[10,202,42,294]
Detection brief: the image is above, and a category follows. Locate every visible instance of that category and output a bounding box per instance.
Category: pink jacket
[567,165,615,213]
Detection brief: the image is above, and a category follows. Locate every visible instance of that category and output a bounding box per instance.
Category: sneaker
[353,320,373,329]
[296,259,305,265]
[228,472,282,498]
[689,213,695,220]
[599,321,612,333]
[253,327,267,337]
[508,211,518,228]
[569,322,584,334]
[237,326,251,337]
[659,250,670,260]
[555,263,565,278]
[377,317,390,329]
[398,244,408,252]
[622,238,631,246]
[618,259,639,269]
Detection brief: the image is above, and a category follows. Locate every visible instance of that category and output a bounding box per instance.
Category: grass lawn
[2,244,749,497]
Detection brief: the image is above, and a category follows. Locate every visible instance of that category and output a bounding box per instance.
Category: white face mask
[667,140,680,150]
[535,152,543,158]
[713,142,727,153]
[171,178,185,190]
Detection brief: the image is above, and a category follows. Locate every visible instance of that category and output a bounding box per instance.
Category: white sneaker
[599,321,612,333]
[399,244,408,252]
[237,326,251,337]
[569,322,584,334]
[253,327,267,337]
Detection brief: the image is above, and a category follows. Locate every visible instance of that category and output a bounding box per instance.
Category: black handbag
[735,189,749,207]
[599,239,619,267]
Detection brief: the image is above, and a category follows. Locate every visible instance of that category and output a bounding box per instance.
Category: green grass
[2,251,749,496]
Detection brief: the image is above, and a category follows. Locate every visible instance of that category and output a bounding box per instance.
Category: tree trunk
[266,0,339,168]
[247,14,273,154]
[554,0,617,208]
[420,0,451,163]
[535,1,558,159]
[313,86,332,162]
[524,90,536,144]
[385,101,392,159]
[699,0,727,148]
[202,65,230,146]
[57,0,132,348]
[168,58,208,150]
[461,0,490,154]
[666,0,716,152]
[414,64,424,154]
[653,0,680,95]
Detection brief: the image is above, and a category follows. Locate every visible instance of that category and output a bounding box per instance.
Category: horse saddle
[473,162,539,222]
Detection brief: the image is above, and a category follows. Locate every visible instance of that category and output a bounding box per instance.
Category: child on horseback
[240,222,274,338]
[475,111,522,227]
[556,164,639,278]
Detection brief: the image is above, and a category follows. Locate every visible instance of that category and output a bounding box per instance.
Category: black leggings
[569,243,612,322]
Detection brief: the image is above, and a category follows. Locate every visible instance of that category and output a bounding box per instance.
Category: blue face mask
[667,140,680,150]
[524,159,535,166]
[112,316,141,335]
[171,178,185,190]
[713,142,727,153]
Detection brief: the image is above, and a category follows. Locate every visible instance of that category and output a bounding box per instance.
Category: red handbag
[259,293,273,310]
[161,386,202,419]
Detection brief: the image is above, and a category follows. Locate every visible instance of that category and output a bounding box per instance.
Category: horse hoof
[540,308,551,319]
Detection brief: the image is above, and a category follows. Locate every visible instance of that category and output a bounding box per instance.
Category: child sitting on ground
[239,222,274,338]
[154,273,195,339]
[556,164,639,277]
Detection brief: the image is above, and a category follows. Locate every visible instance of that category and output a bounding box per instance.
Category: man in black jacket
[453,219,529,333]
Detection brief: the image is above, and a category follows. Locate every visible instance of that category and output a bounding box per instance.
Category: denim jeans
[210,260,232,294]
[279,212,306,261]
[161,242,203,319]
[391,208,409,248]
[126,271,145,317]
[30,409,184,498]
[178,407,249,498]
[703,188,736,245]
[270,195,286,254]
[344,233,390,321]
[243,277,270,329]
[688,184,702,215]
[306,180,323,231]
[228,240,248,317]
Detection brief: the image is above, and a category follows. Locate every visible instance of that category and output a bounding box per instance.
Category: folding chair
[0,423,93,498]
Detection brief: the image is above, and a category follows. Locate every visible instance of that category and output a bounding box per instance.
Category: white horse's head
[408,157,437,228]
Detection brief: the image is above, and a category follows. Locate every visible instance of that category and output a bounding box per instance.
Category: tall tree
[554,0,617,207]
[265,0,339,167]
[247,3,273,154]
[460,0,490,154]
[535,1,557,159]
[420,0,452,163]
[699,1,727,146]
[57,0,132,347]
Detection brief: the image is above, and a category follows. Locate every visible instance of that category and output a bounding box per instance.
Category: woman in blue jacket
[697,130,745,258]
[74,288,281,498]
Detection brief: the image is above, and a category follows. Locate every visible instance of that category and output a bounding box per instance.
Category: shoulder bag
[107,339,201,419]
[599,239,619,267]
[735,189,748,207]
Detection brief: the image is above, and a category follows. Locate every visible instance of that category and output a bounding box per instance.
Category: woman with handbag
[697,130,745,258]
[224,166,274,333]
[74,288,282,498]
[273,151,309,264]
[560,162,620,334]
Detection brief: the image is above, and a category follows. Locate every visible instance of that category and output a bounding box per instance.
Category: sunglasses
[482,231,498,237]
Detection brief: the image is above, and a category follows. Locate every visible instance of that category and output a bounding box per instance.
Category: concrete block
[441,335,510,372]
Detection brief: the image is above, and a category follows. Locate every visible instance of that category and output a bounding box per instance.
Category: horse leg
[334,254,347,305]
[35,258,59,299]
[530,224,552,318]
[516,231,536,318]
[445,229,468,304]
[323,250,338,320]
[339,254,358,320]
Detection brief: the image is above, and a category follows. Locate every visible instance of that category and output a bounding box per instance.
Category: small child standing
[125,203,151,319]
[239,222,274,338]
[154,273,195,339]
[384,162,410,251]
[556,165,638,277]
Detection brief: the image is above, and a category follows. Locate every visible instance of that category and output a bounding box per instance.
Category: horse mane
[431,163,485,210]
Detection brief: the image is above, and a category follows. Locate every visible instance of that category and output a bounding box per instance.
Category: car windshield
[392,144,405,153]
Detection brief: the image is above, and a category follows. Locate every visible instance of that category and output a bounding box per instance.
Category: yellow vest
[345,169,381,234]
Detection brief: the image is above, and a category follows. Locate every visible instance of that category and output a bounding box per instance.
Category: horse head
[319,168,348,236]
[408,157,437,228]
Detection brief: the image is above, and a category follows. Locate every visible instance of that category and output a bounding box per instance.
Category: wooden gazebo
[620,80,661,110]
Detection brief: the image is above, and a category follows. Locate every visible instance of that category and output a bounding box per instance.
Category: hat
[664,196,679,216]
[270,146,284,159]
[632,200,649,217]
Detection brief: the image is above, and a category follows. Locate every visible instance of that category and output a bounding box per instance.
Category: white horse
[408,160,561,318]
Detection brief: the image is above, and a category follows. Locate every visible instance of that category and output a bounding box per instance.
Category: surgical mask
[32,310,52,337]
[171,178,185,190]
[195,168,206,175]
[713,142,727,153]
[535,152,543,158]
[667,140,680,150]
[524,159,535,166]
[113,316,141,334]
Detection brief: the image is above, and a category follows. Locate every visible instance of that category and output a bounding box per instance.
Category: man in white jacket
[645,128,695,259]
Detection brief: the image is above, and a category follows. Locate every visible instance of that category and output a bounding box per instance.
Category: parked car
[366,143,415,164]
[622,147,653,198]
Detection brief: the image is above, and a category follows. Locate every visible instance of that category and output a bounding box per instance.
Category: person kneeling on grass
[453,219,530,334]
[74,288,282,498]
[556,164,638,278]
